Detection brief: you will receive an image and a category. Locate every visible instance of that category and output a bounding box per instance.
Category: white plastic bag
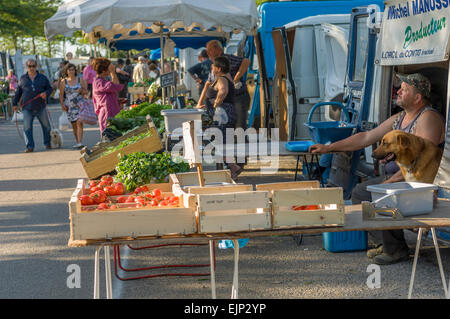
[59,112,70,131]
[11,111,23,123]
[213,106,228,125]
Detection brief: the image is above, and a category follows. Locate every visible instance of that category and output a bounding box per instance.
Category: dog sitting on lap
[372,130,442,183]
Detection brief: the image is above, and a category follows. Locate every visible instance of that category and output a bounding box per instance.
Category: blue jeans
[23,108,51,150]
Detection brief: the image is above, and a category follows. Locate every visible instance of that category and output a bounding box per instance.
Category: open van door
[326,6,381,199]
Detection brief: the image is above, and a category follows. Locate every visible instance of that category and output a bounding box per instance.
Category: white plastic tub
[160,109,203,135]
[366,182,438,216]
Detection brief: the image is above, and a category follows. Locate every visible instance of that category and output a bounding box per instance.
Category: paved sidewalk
[0,103,449,299]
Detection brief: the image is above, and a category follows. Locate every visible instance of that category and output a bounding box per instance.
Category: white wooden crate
[271,187,345,229]
[196,191,272,233]
[68,179,196,241]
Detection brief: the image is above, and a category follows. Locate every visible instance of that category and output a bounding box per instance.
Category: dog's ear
[396,133,410,147]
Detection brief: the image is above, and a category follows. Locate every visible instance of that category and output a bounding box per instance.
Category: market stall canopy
[44,0,258,48]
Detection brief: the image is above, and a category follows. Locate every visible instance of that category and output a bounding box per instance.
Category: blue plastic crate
[323,231,368,252]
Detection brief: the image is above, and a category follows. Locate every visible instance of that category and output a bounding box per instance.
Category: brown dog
[372,130,442,183]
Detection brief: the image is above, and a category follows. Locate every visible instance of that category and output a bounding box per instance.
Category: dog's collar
[407,159,417,173]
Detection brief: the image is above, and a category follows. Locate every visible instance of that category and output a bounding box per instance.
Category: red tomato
[117,196,127,204]
[97,203,109,210]
[135,203,144,208]
[150,200,159,207]
[80,195,94,206]
[90,190,107,204]
[114,183,124,195]
[140,185,149,192]
[90,186,102,193]
[135,196,146,205]
[110,204,117,210]
[103,186,116,196]
[152,189,162,197]
[154,194,163,202]
[101,175,114,184]
[89,181,98,188]
[134,187,143,194]
[159,200,169,207]
[126,195,136,203]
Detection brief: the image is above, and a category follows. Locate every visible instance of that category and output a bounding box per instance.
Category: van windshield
[352,16,369,83]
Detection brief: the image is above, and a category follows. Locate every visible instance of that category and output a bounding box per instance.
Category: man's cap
[396,73,431,98]
[199,49,208,58]
[138,56,145,61]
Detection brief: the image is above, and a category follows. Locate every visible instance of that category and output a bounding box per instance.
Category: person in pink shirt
[92,58,123,135]
[83,57,96,96]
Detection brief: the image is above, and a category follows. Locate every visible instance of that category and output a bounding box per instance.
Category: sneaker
[373,250,410,265]
[46,145,52,150]
[367,245,383,259]
[72,143,83,149]
[24,148,34,153]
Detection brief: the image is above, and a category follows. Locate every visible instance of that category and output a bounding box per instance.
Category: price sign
[160,71,176,88]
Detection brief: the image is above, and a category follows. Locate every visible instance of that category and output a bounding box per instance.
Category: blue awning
[109,36,226,51]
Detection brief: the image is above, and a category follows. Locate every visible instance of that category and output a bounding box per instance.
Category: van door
[314,23,349,121]
[327,6,380,199]
[272,27,297,141]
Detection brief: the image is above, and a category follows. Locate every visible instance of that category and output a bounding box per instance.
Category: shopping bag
[79,99,97,125]
[59,112,70,130]
[11,111,23,123]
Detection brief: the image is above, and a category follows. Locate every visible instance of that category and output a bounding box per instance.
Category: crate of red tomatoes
[68,175,196,241]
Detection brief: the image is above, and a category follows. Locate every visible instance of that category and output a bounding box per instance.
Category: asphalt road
[0,103,449,301]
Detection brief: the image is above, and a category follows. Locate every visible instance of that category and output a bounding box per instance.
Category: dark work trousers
[351,175,409,255]
[234,91,251,130]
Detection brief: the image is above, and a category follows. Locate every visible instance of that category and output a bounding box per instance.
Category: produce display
[79,174,180,212]
[115,151,190,191]
[133,78,154,87]
[111,102,171,135]
[100,130,153,157]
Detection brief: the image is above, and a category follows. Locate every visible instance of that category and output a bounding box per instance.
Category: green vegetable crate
[80,115,163,180]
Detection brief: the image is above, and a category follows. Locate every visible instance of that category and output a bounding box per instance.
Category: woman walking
[7,70,18,94]
[197,56,242,179]
[59,63,88,149]
[92,58,124,135]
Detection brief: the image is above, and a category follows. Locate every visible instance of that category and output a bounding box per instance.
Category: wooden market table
[69,199,450,299]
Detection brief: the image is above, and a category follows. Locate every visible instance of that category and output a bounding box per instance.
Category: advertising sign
[378,0,450,65]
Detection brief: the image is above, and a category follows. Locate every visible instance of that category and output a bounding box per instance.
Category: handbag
[79,98,97,125]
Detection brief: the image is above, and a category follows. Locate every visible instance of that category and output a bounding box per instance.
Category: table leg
[231,239,240,299]
[408,228,423,299]
[209,240,217,299]
[94,246,102,299]
[294,156,300,181]
[104,245,113,299]
[430,228,448,297]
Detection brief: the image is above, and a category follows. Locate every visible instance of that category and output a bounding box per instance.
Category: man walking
[188,49,212,98]
[13,59,54,153]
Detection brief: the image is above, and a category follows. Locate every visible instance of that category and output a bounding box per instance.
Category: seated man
[310,73,445,265]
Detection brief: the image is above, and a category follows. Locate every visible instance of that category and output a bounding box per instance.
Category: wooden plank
[273,209,344,228]
[71,208,196,240]
[170,170,233,187]
[198,210,271,233]
[197,191,270,213]
[187,184,253,194]
[255,181,320,192]
[272,188,344,207]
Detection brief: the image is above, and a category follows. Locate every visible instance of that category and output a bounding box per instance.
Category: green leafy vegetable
[115,152,190,191]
